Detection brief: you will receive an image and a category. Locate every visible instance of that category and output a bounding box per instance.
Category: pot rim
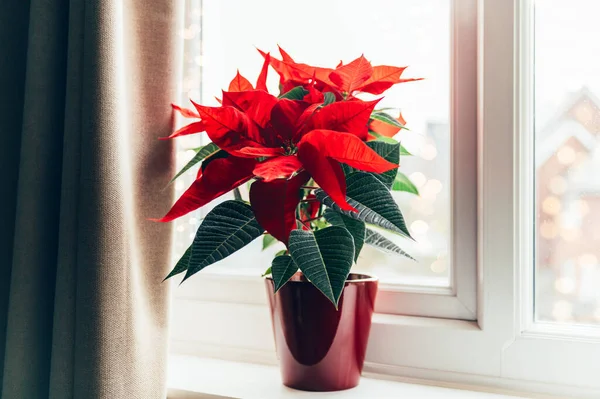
[265,272,378,284]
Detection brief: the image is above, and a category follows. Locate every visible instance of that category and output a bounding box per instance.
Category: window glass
[535,0,600,324]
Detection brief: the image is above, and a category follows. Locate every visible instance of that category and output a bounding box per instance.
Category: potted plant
[157,47,421,392]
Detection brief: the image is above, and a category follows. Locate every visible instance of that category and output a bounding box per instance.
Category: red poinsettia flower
[258,46,423,98]
[159,47,424,308]
[155,50,413,246]
[157,96,396,241]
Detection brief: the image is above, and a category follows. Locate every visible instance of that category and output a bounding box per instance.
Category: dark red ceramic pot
[265,273,378,392]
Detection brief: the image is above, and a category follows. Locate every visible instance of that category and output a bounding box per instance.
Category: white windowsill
[167,355,524,399]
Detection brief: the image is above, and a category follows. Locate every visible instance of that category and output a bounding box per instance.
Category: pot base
[282,379,359,392]
[265,273,378,392]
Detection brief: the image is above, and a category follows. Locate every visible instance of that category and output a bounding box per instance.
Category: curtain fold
[0,1,182,398]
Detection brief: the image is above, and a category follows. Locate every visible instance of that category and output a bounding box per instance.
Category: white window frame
[170,0,600,397]
[376,0,478,319]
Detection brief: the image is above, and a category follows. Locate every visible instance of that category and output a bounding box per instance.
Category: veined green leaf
[323,92,336,106]
[369,131,398,144]
[183,201,265,281]
[366,141,400,188]
[324,209,365,262]
[164,245,192,281]
[370,111,406,129]
[340,141,400,189]
[312,219,329,230]
[169,142,220,184]
[316,173,412,239]
[279,86,309,100]
[271,255,298,292]
[365,229,415,261]
[262,234,277,250]
[288,226,354,308]
[340,162,354,177]
[367,135,412,156]
[392,172,419,195]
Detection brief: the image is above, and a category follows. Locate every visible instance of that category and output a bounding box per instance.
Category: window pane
[535,0,600,324]
[175,0,451,286]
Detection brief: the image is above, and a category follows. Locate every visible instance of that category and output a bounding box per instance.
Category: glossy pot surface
[265,273,378,391]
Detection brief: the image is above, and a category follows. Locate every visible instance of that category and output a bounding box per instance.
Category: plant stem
[301,185,318,190]
[301,216,322,223]
[233,187,243,201]
[317,203,324,218]
[296,218,311,230]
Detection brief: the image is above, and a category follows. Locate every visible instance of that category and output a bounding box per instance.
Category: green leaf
[312,219,329,230]
[324,209,365,262]
[392,171,419,195]
[164,245,192,281]
[340,141,399,189]
[261,266,272,277]
[279,86,309,100]
[366,141,400,188]
[169,142,220,184]
[233,187,243,201]
[323,92,336,106]
[262,234,277,250]
[370,111,406,129]
[400,145,412,156]
[340,162,354,177]
[316,173,412,239]
[275,249,288,257]
[365,229,415,261]
[183,201,265,281]
[271,255,298,292]
[369,131,398,144]
[288,226,354,308]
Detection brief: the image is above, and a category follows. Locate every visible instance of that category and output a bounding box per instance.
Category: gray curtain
[0,1,182,398]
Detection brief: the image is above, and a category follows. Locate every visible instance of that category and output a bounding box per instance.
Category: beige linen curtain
[0,1,182,398]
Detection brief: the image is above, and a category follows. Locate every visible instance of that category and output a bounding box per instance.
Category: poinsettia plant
[157,47,422,307]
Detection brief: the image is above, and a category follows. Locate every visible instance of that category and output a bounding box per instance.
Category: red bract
[256,53,270,91]
[296,141,352,211]
[258,46,335,88]
[368,111,407,139]
[299,129,397,173]
[250,171,310,243]
[258,46,422,98]
[156,48,409,246]
[154,156,257,222]
[305,99,380,140]
[271,99,311,142]
[329,55,373,94]
[172,103,199,118]
[228,71,254,92]
[253,155,303,182]
[159,104,203,140]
